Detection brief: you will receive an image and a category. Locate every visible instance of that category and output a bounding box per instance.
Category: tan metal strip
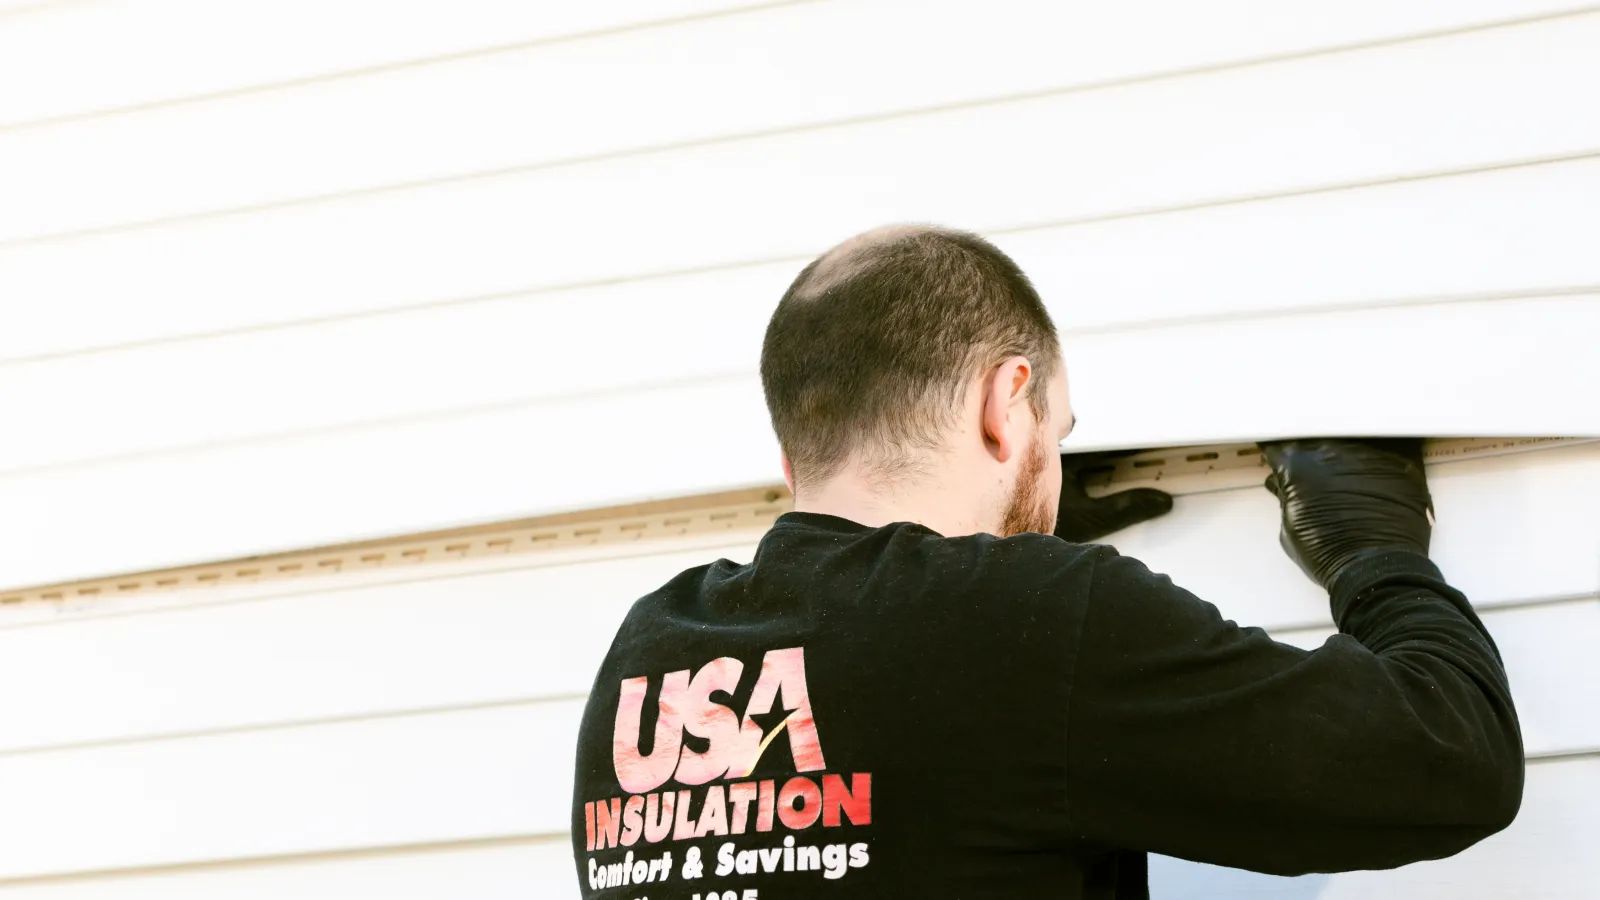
[1079,436,1598,498]
[0,487,790,606]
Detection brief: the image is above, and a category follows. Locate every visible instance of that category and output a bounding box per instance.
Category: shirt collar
[772,510,938,537]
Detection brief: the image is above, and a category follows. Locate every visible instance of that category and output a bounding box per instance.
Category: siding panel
[0,0,781,128]
[2,758,1592,897]
[5,161,1600,477]
[0,841,577,900]
[0,448,1586,889]
[0,591,1587,764]
[0,701,582,881]
[1112,441,1600,630]
[4,8,1598,243]
[0,597,1588,883]
[5,295,1597,590]
[0,544,757,752]
[0,445,1593,753]
[7,52,1600,360]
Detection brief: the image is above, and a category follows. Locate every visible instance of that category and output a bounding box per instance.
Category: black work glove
[1054,450,1175,543]
[1259,437,1436,590]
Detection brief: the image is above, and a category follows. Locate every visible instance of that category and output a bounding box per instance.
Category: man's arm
[1060,544,1523,875]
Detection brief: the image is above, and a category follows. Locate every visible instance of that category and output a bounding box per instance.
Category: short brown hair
[760,224,1060,492]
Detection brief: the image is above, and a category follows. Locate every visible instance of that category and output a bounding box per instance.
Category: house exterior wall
[0,2,1595,895]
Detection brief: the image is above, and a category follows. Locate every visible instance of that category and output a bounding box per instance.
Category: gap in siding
[3,436,1589,607]
[1079,436,1597,498]
[0,486,791,606]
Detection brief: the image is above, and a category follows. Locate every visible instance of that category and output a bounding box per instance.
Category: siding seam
[0,596,1591,761]
[0,693,589,761]
[0,832,566,889]
[1,749,1592,889]
[3,3,1594,142]
[0,0,817,133]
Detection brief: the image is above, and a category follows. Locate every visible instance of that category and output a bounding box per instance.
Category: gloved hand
[1259,437,1436,590]
[1054,450,1174,543]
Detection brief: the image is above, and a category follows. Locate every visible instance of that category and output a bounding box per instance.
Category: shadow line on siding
[0,588,1593,761]
[8,9,1600,263]
[2,2,1596,202]
[1266,591,1600,638]
[0,692,589,761]
[0,0,817,132]
[3,147,1597,370]
[0,831,564,889]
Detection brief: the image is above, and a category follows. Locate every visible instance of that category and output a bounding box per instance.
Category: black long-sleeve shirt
[571,510,1524,898]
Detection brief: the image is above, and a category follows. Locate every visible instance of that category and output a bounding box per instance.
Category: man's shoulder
[828,526,1118,632]
[921,527,1113,589]
[611,525,1119,640]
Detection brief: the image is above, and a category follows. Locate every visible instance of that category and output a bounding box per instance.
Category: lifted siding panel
[4,158,1600,478]
[1110,441,1600,630]
[4,296,1597,590]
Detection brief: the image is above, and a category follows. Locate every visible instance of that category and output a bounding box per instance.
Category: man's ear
[780,452,796,496]
[981,357,1032,463]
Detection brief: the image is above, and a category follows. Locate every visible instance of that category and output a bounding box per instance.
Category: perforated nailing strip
[1079,436,1596,498]
[0,487,792,605]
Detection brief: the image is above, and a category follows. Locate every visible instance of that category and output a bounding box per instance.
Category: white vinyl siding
[0,444,1595,895]
[0,0,781,127]
[1,5,1595,246]
[2,2,1597,896]
[5,7,1600,585]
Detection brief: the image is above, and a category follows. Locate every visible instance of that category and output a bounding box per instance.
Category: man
[571,225,1523,898]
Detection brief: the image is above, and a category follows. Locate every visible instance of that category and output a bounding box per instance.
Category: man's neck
[790,470,995,538]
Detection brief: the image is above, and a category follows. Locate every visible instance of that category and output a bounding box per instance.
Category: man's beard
[997,426,1055,537]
